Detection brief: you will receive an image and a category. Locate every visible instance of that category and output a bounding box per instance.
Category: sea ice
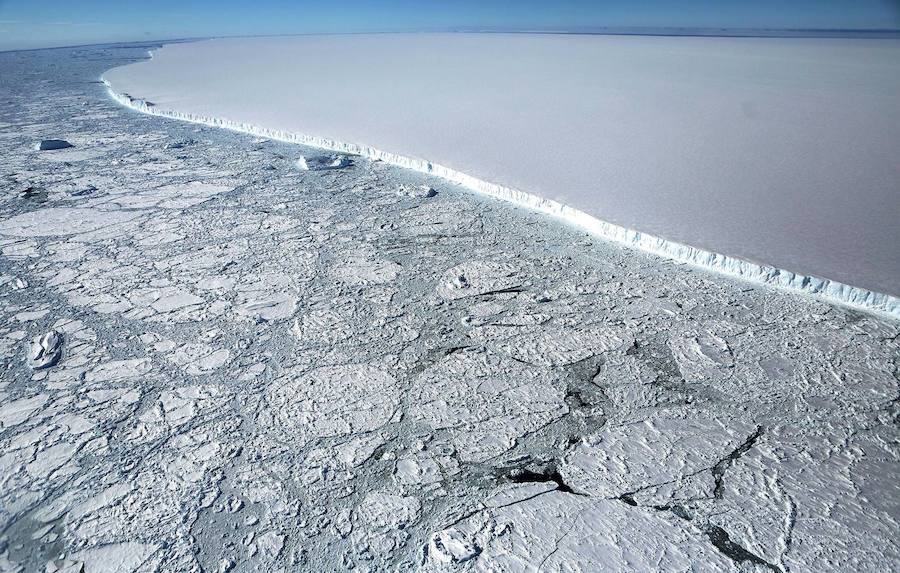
[296,153,351,171]
[28,330,63,369]
[1,43,897,573]
[0,207,142,237]
[34,139,73,151]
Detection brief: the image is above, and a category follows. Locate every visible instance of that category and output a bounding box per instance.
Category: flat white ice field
[103,34,900,301]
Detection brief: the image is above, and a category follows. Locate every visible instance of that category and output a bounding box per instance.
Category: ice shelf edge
[102,79,900,320]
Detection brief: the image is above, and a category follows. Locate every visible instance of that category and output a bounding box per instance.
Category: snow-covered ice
[102,34,900,313]
[28,330,63,369]
[296,153,352,171]
[1,42,898,572]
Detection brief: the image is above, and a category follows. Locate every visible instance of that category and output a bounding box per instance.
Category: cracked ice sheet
[409,348,567,462]
[262,364,401,449]
[0,207,144,237]
[424,486,738,571]
[560,415,759,497]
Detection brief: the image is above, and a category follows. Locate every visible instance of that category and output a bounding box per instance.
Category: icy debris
[84,358,151,383]
[18,186,46,201]
[44,558,84,572]
[16,308,49,322]
[26,441,78,479]
[134,386,224,432]
[68,483,134,521]
[234,274,298,321]
[394,456,443,486]
[124,181,233,209]
[236,294,296,322]
[296,154,351,171]
[707,439,794,568]
[148,288,205,313]
[254,531,285,560]
[397,184,437,198]
[34,139,73,151]
[355,492,421,531]
[437,261,522,300]
[349,492,422,561]
[9,276,28,290]
[0,393,49,428]
[29,330,63,369]
[483,481,558,508]
[164,138,195,149]
[67,184,97,197]
[428,529,480,564]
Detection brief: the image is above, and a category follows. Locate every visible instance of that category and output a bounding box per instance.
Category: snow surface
[2,43,899,573]
[102,34,900,311]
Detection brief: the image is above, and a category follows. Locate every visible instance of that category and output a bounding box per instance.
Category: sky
[1,0,898,51]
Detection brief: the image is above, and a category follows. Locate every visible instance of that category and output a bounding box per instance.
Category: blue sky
[1,0,898,50]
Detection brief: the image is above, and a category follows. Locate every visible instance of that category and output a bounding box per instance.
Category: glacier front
[102,34,900,312]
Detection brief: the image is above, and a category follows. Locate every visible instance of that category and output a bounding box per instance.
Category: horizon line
[3,26,899,54]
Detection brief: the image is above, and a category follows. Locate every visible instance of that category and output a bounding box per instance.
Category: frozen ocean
[0,37,898,572]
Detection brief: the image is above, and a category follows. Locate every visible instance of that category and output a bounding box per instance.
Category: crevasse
[102,79,899,319]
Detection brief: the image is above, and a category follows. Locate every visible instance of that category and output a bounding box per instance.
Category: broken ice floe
[409,348,567,461]
[423,488,738,571]
[296,153,352,171]
[469,324,632,367]
[28,330,63,369]
[168,343,231,375]
[67,184,98,197]
[104,181,234,210]
[436,261,522,300]
[329,254,401,286]
[265,364,400,448]
[427,529,480,564]
[0,207,142,237]
[34,139,73,151]
[164,138,195,149]
[560,415,759,497]
[397,184,437,198]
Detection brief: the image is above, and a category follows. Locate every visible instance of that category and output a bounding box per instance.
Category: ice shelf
[102,35,900,317]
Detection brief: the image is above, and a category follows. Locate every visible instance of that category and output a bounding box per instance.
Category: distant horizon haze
[0,0,898,51]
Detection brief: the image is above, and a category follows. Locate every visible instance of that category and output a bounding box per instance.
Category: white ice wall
[102,34,900,315]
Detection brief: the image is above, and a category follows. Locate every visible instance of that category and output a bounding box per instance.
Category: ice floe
[297,153,351,171]
[34,139,73,151]
[28,330,63,369]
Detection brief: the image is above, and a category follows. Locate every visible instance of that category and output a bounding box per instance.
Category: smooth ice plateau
[102,34,900,315]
